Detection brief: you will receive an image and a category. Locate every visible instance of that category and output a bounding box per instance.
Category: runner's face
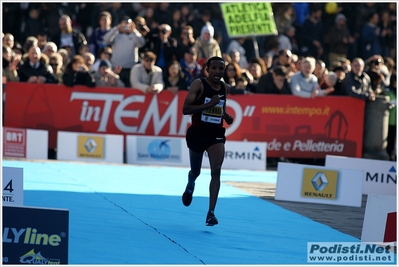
[207,60,225,83]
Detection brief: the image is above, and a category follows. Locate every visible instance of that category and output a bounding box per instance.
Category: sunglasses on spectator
[144,58,154,62]
[50,63,58,66]
[103,51,112,56]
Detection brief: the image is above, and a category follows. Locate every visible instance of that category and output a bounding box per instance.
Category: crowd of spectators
[2,2,397,159]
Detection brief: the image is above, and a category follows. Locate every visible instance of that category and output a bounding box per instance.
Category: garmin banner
[126,135,267,170]
[325,155,397,195]
[2,206,69,265]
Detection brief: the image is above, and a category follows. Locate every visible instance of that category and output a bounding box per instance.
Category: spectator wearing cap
[51,14,87,58]
[103,16,146,88]
[330,64,347,96]
[94,59,125,87]
[325,13,355,70]
[179,46,202,86]
[193,21,221,62]
[130,51,164,94]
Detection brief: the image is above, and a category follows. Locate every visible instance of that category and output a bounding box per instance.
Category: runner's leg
[206,142,225,212]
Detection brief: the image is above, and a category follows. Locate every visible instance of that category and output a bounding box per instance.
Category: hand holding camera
[118,19,133,33]
[137,24,150,34]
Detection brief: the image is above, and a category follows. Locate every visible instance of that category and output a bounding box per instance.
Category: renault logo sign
[311,172,328,191]
[302,168,338,199]
[84,138,97,153]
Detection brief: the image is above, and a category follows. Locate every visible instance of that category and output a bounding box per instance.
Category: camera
[124,25,130,31]
[373,60,380,65]
[138,24,150,33]
[161,29,167,34]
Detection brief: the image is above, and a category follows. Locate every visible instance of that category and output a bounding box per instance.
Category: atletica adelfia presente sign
[220,2,277,37]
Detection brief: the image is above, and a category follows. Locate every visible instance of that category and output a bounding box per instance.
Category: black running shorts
[186,125,226,153]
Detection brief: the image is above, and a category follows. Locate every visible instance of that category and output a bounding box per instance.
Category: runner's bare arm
[223,83,234,125]
[182,79,220,115]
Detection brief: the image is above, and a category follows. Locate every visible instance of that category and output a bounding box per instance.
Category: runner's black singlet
[191,78,226,130]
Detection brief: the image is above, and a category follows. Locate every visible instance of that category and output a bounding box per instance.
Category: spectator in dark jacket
[142,24,178,69]
[163,60,189,94]
[256,66,292,94]
[299,4,324,59]
[51,14,87,58]
[62,55,96,87]
[17,46,57,84]
[359,12,382,60]
[341,57,375,100]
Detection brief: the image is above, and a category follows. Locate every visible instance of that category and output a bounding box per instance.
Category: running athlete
[181,56,234,226]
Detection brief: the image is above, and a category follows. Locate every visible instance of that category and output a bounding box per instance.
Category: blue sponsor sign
[2,206,69,264]
[137,138,182,163]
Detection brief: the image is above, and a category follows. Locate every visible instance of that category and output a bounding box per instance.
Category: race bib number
[201,97,224,124]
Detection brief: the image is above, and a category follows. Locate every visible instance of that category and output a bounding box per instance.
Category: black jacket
[62,70,96,88]
[18,58,57,84]
[142,30,178,68]
[256,72,291,94]
[51,29,87,55]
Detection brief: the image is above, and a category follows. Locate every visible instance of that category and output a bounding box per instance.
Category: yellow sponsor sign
[220,2,277,37]
[301,168,338,199]
[77,136,104,159]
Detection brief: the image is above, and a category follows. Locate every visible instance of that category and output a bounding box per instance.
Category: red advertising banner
[4,82,365,158]
[3,127,27,158]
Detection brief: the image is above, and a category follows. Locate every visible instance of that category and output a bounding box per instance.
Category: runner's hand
[223,113,234,125]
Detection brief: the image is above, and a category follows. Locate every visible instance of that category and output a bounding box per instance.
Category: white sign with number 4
[2,166,24,206]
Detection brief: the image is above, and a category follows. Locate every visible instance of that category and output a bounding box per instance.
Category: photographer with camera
[103,16,146,88]
[141,24,178,70]
[134,16,151,37]
[62,55,96,88]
